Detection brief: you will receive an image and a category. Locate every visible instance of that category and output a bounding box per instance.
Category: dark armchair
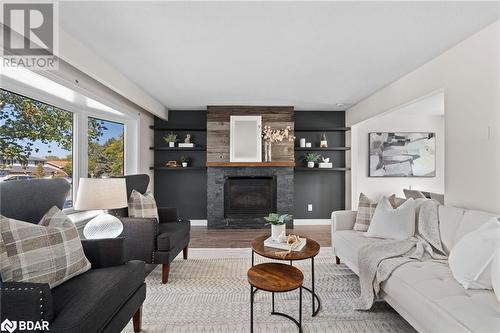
[0,179,146,333]
[112,174,190,284]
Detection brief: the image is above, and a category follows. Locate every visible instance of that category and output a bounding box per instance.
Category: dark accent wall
[153,110,347,221]
[153,111,207,219]
[293,111,347,219]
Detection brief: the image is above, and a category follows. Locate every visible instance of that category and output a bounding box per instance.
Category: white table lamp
[75,178,128,239]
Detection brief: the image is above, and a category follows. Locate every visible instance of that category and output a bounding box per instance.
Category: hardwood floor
[190,225,331,248]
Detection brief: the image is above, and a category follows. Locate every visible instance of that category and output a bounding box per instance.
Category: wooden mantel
[206,161,295,167]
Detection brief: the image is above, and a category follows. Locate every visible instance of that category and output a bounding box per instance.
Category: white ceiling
[59,1,499,111]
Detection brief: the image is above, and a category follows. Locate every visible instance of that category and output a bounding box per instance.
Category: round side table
[247,263,304,333]
[251,235,321,316]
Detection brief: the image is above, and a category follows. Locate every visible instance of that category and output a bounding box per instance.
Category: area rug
[123,248,415,333]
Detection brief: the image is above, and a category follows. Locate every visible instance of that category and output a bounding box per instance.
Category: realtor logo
[0,319,17,333]
[1,1,58,69]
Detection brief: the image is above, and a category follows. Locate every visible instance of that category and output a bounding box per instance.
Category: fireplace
[224,176,277,218]
[207,167,293,228]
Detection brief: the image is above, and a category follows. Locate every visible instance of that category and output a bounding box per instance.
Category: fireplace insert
[224,176,277,218]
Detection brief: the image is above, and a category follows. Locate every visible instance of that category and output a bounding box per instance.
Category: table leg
[312,256,315,317]
[299,287,303,333]
[250,285,254,333]
[272,292,275,312]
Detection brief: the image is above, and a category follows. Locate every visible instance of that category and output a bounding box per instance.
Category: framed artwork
[369,132,436,177]
[229,116,262,162]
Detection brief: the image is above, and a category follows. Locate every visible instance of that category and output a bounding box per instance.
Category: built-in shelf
[149,126,206,131]
[206,161,295,167]
[294,127,350,132]
[294,167,351,171]
[295,147,350,151]
[150,166,206,171]
[150,147,206,151]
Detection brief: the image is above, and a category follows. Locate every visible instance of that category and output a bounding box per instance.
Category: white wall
[351,113,445,207]
[347,21,500,214]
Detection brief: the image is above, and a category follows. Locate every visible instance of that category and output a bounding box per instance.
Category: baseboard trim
[189,219,331,226]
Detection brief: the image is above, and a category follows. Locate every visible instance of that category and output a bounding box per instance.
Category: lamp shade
[75,178,127,210]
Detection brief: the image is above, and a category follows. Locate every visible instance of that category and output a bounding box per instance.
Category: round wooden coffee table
[251,234,321,316]
[248,263,304,333]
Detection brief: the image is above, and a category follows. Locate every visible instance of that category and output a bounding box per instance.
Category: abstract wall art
[369,132,436,177]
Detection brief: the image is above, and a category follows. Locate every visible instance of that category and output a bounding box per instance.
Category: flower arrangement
[262,125,294,144]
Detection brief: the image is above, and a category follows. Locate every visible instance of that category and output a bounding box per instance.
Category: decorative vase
[182,162,188,167]
[307,161,315,168]
[299,138,306,148]
[169,142,175,147]
[271,224,286,242]
[320,133,328,148]
[264,142,272,162]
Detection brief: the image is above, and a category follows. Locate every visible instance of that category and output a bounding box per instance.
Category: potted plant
[264,213,292,242]
[163,132,177,147]
[304,153,321,168]
[179,155,190,168]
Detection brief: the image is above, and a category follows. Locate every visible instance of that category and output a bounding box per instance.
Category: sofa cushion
[381,261,500,333]
[332,230,392,271]
[454,210,499,246]
[49,260,144,333]
[438,206,466,254]
[157,222,190,251]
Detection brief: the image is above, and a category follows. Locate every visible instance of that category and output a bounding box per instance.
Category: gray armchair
[112,174,190,284]
[0,178,146,333]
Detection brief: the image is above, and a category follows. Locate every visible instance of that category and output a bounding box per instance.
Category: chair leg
[162,263,170,284]
[183,246,188,260]
[133,306,142,332]
[336,256,341,265]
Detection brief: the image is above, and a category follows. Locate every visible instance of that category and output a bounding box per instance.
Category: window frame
[1,77,140,213]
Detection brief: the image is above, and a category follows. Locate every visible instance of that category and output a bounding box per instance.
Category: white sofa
[331,205,500,333]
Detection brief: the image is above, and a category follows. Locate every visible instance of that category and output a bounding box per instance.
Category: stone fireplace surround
[207,166,294,228]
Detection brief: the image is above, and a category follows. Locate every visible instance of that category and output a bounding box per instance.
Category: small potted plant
[179,155,190,168]
[264,213,292,242]
[304,153,321,168]
[163,132,177,147]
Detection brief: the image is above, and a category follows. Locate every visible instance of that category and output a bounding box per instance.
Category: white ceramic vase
[271,224,286,242]
[307,161,315,168]
[182,162,188,167]
[169,142,175,147]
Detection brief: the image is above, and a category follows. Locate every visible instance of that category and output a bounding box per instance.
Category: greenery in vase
[264,213,292,225]
[163,132,177,143]
[304,153,321,163]
[179,155,190,163]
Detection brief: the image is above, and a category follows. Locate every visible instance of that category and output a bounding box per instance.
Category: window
[0,89,74,207]
[88,117,125,178]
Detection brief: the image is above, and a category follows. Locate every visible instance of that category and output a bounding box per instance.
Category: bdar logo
[0,319,17,333]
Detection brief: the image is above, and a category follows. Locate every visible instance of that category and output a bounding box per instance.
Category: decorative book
[318,162,333,168]
[178,143,195,148]
[263,236,306,252]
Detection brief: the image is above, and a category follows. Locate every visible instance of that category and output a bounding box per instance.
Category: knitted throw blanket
[355,200,448,310]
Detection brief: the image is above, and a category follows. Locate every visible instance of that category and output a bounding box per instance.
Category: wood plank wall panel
[207,106,294,162]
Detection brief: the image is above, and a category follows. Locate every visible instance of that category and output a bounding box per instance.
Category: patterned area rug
[123,248,415,333]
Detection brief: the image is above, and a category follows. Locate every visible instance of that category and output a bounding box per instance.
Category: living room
[1,1,499,333]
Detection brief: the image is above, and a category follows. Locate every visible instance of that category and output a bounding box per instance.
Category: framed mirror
[230,116,262,162]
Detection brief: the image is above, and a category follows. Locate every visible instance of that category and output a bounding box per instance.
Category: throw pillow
[364,197,416,240]
[0,207,91,288]
[449,217,500,289]
[403,189,427,200]
[128,189,159,220]
[354,193,396,231]
[491,249,500,303]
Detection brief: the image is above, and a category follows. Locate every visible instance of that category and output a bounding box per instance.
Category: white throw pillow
[449,218,500,290]
[491,248,500,303]
[364,197,416,240]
